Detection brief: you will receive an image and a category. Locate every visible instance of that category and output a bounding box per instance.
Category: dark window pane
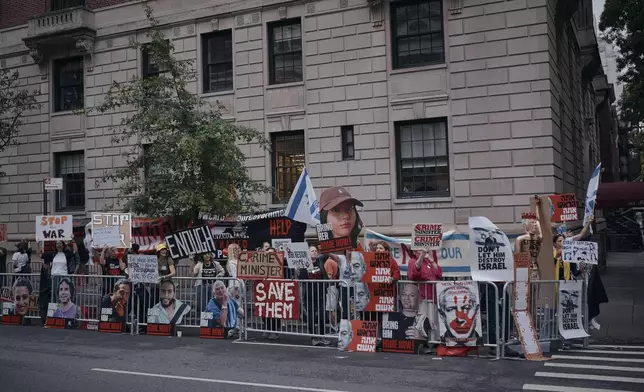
[392,0,444,69]
[54,57,84,112]
[202,31,234,93]
[269,19,303,85]
[56,152,85,211]
[272,131,306,203]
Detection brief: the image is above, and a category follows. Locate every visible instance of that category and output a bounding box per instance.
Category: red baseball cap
[319,186,363,211]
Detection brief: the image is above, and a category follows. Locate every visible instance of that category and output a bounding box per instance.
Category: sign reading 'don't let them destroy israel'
[557,280,589,340]
[35,215,73,242]
[237,251,284,280]
[92,212,132,248]
[411,223,443,250]
[253,280,300,319]
[164,225,217,260]
[548,194,578,223]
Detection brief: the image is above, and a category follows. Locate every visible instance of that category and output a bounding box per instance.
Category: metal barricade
[500,279,589,358]
[0,273,41,321]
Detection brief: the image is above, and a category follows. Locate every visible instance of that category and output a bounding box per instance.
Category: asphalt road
[0,325,542,392]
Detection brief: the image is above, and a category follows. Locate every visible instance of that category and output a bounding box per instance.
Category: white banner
[436,281,482,347]
[558,280,589,340]
[562,240,598,265]
[584,163,601,234]
[35,215,73,242]
[271,238,292,252]
[128,255,159,283]
[468,217,514,282]
[283,242,313,269]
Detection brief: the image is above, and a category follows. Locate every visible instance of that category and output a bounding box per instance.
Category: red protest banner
[253,280,300,319]
[548,194,578,223]
[341,320,378,353]
[351,251,396,312]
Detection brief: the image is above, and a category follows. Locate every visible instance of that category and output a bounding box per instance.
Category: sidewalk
[590,251,644,344]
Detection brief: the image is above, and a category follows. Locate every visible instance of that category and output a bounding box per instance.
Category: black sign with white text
[165,225,217,260]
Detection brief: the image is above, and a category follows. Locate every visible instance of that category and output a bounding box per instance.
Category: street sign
[44,177,63,190]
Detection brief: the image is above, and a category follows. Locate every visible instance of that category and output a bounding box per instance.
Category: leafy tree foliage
[91,4,270,218]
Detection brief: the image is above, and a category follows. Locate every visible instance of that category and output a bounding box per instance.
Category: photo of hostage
[319,186,364,246]
[147,278,191,325]
[205,280,244,336]
[437,285,481,346]
[338,319,353,350]
[100,278,131,324]
[52,277,78,319]
[386,283,430,341]
[7,278,33,317]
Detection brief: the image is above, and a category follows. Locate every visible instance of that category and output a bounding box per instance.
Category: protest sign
[165,225,217,260]
[411,223,442,250]
[381,286,430,354]
[271,238,291,252]
[513,253,531,312]
[547,194,578,223]
[199,312,227,339]
[128,255,159,284]
[558,280,589,340]
[348,251,395,312]
[339,319,378,353]
[513,310,545,361]
[253,280,299,319]
[563,240,598,265]
[35,215,73,242]
[316,222,353,253]
[283,242,313,269]
[92,213,132,248]
[468,217,513,282]
[98,307,124,333]
[1,301,21,325]
[436,281,482,347]
[0,224,6,243]
[237,251,284,280]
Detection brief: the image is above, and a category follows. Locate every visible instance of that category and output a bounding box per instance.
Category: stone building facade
[0,0,616,240]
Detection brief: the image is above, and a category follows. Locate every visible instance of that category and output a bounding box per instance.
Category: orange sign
[340,320,378,353]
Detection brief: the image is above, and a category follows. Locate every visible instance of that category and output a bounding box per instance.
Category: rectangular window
[56,152,85,211]
[50,0,85,11]
[341,125,355,160]
[271,131,305,203]
[391,0,445,69]
[202,31,234,93]
[395,119,449,198]
[268,19,303,85]
[142,46,161,78]
[54,57,84,112]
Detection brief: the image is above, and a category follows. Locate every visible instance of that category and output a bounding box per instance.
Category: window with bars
[268,19,303,85]
[54,57,84,112]
[395,119,449,198]
[341,125,355,160]
[202,31,234,93]
[271,131,305,203]
[391,0,445,69]
[56,152,85,211]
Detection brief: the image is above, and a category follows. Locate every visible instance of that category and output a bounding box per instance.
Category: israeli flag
[584,163,601,234]
[284,168,320,226]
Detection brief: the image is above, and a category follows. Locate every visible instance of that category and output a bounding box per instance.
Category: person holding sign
[407,246,443,341]
[156,244,176,281]
[553,215,594,281]
[38,240,79,302]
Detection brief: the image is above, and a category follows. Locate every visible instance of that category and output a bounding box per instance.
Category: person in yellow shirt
[553,216,594,280]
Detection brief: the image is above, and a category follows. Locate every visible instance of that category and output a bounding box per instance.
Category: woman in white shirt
[38,240,79,302]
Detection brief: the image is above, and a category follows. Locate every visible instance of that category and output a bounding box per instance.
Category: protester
[38,258,52,326]
[323,253,340,332]
[193,252,225,311]
[261,241,271,251]
[83,227,94,265]
[554,215,594,280]
[100,278,132,328]
[12,239,31,274]
[38,240,79,303]
[373,241,401,284]
[262,247,281,340]
[100,246,125,297]
[407,246,442,341]
[156,243,176,281]
[147,278,191,325]
[205,280,244,330]
[52,276,78,319]
[298,246,331,346]
[10,277,33,317]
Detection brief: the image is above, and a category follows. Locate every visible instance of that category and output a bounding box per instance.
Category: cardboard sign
[548,194,578,223]
[339,320,378,352]
[558,280,589,340]
[0,223,6,243]
[92,213,132,248]
[237,251,284,279]
[283,242,313,269]
[199,312,228,339]
[436,281,483,347]
[349,251,395,312]
[35,215,73,242]
[253,280,299,319]
[513,253,531,312]
[271,238,291,252]
[165,225,217,260]
[563,240,598,265]
[128,255,158,283]
[468,216,513,282]
[381,311,428,354]
[316,223,352,253]
[411,223,443,250]
[513,310,546,361]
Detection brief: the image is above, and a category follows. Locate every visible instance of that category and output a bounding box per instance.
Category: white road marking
[91,368,350,392]
[523,384,636,392]
[232,340,337,350]
[551,355,644,363]
[563,349,644,355]
[584,345,644,350]
[544,362,644,373]
[535,372,644,384]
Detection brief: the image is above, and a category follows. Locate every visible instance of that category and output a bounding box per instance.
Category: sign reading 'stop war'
[548,194,578,223]
[36,215,73,242]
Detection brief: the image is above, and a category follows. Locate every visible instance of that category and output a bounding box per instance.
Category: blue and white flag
[584,163,601,234]
[284,168,320,226]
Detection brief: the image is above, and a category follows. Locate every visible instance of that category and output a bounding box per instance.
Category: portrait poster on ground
[283,242,313,269]
[45,303,78,330]
[271,238,291,252]
[35,215,73,242]
[92,213,132,248]
[146,278,191,329]
[1,302,21,325]
[557,280,589,340]
[338,319,378,353]
[199,312,228,339]
[381,282,431,354]
[165,225,217,260]
[346,251,395,312]
[513,252,531,312]
[562,241,598,265]
[436,281,483,347]
[411,224,443,250]
[46,276,79,329]
[128,255,158,283]
[547,194,578,223]
[513,310,546,361]
[237,251,284,280]
[468,217,513,282]
[316,223,352,253]
[253,280,299,319]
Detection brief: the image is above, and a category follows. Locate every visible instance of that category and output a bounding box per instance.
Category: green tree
[599,0,644,126]
[91,4,270,219]
[0,69,41,176]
